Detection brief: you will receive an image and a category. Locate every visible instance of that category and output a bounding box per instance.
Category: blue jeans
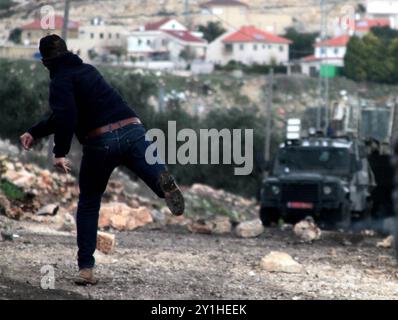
[76,123,166,269]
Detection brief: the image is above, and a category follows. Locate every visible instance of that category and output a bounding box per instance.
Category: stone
[57,212,76,232]
[99,202,153,231]
[36,204,59,216]
[376,235,394,248]
[208,216,232,234]
[293,218,321,242]
[261,251,304,273]
[97,231,115,254]
[150,209,167,226]
[0,191,22,220]
[188,220,212,234]
[235,219,264,238]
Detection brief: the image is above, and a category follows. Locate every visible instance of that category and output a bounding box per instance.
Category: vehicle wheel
[334,203,351,231]
[259,207,280,227]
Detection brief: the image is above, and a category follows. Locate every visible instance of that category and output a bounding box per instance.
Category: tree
[197,21,226,43]
[344,36,368,82]
[8,28,21,44]
[282,27,318,60]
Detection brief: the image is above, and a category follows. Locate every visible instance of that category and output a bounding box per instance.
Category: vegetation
[8,28,21,44]
[197,21,226,43]
[0,0,15,11]
[344,27,398,84]
[215,60,287,74]
[283,27,318,60]
[0,179,25,201]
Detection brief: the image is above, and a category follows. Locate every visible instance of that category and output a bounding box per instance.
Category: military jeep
[259,136,375,229]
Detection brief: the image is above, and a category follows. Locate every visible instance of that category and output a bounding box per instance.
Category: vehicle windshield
[276,147,351,175]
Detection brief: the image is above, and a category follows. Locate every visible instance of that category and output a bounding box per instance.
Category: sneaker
[75,268,98,286]
[159,171,185,216]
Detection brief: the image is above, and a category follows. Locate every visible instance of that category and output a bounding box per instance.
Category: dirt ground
[1,218,398,300]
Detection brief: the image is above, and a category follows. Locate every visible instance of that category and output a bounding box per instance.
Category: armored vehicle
[260,133,375,229]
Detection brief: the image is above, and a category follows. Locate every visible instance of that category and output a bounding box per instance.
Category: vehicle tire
[259,207,280,227]
[334,202,351,231]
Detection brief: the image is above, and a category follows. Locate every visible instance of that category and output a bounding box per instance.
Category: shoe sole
[74,277,98,286]
[159,172,185,216]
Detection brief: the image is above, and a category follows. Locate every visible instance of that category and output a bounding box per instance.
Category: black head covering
[39,34,68,60]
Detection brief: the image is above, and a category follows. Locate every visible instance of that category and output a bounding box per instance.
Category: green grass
[0,179,25,201]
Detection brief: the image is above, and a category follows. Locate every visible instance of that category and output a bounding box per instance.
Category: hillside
[1,0,365,33]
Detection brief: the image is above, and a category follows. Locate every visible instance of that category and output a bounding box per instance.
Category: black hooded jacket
[28,52,138,157]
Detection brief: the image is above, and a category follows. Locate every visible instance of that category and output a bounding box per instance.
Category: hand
[53,157,72,174]
[20,132,34,151]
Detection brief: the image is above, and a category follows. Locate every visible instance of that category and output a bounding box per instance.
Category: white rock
[293,219,321,242]
[261,251,304,273]
[235,219,264,238]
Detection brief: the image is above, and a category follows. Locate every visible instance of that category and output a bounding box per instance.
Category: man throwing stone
[20,35,184,285]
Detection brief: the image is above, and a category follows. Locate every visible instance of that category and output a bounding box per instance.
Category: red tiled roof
[300,55,343,63]
[355,18,390,31]
[301,55,318,62]
[21,15,79,30]
[314,35,350,47]
[222,26,292,44]
[200,0,248,8]
[163,30,206,43]
[144,18,173,31]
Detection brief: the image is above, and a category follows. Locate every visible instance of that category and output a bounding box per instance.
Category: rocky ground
[1,218,398,300]
[0,154,397,300]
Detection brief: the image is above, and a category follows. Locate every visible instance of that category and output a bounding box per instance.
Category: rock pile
[0,156,261,238]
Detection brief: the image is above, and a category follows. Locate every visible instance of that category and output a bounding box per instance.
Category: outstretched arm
[27,113,56,140]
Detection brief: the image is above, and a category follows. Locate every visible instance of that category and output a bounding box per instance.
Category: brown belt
[86,117,142,139]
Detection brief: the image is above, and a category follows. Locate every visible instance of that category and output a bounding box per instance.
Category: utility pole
[264,68,274,175]
[184,0,190,27]
[62,0,71,40]
[317,0,330,133]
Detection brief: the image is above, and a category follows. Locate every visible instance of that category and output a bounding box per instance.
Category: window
[268,44,272,49]
[108,33,112,39]
[90,33,94,39]
[147,39,151,45]
[138,39,142,46]
[27,32,31,38]
[253,44,258,51]
[116,33,120,39]
[334,48,339,55]
[279,45,284,52]
[224,43,233,53]
[99,33,104,39]
[320,48,326,55]
[262,44,266,49]
[239,44,244,51]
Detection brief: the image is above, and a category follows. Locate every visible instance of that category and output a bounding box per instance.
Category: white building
[127,18,207,63]
[206,26,291,66]
[298,35,350,76]
[366,0,398,28]
[67,19,128,62]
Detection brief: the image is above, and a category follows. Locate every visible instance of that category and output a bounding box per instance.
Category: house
[298,35,350,76]
[366,0,398,28]
[197,0,292,34]
[206,25,291,66]
[20,15,79,45]
[127,18,207,63]
[355,18,391,36]
[68,19,128,62]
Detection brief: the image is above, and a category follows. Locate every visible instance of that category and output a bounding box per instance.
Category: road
[0,221,397,300]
